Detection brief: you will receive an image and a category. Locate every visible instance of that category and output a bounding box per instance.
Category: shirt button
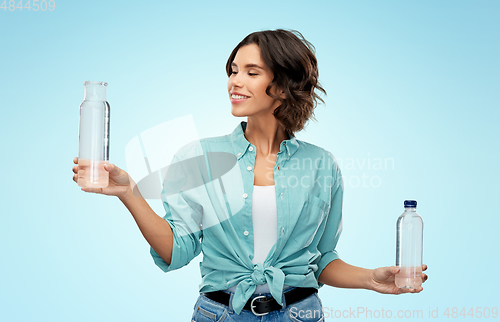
[288,152,290,156]
[238,152,242,156]
[249,146,254,151]
[247,166,252,171]
[280,193,283,199]
[243,193,248,198]
[281,227,285,234]
[244,230,249,236]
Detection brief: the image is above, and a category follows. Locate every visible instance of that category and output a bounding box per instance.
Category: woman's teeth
[232,95,249,99]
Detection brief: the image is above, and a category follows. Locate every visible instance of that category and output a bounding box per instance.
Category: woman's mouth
[230,94,250,103]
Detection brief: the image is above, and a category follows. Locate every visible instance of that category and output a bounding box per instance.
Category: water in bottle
[78,81,110,188]
[395,200,423,289]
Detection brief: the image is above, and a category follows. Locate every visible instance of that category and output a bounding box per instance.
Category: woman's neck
[244,117,289,156]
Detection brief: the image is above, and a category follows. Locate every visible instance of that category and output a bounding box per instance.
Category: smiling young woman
[72,28,428,321]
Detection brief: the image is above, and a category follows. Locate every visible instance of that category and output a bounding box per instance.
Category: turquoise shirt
[150,121,343,315]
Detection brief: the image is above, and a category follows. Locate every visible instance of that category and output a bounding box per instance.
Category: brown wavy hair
[226,29,327,136]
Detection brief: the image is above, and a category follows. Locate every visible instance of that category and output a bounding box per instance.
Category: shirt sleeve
[314,158,344,287]
[150,153,203,273]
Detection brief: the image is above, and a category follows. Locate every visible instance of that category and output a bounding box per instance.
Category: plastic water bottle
[395,200,423,289]
[77,81,110,188]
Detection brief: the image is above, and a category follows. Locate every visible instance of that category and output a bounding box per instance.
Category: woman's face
[227,44,283,118]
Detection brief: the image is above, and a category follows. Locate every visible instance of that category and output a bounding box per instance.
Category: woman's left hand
[369,264,428,294]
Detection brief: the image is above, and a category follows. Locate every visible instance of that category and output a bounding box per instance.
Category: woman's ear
[271,84,286,100]
[279,89,286,100]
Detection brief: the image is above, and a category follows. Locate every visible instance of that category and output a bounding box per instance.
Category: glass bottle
[395,200,424,289]
[77,81,110,188]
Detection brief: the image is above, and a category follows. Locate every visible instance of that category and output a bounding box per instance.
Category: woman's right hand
[72,157,133,199]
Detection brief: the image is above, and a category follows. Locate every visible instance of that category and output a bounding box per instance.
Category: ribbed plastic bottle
[77,81,110,188]
[395,200,423,289]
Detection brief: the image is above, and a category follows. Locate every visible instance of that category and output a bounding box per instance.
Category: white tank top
[226,185,291,294]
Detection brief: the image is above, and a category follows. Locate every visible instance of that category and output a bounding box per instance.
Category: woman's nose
[230,74,242,87]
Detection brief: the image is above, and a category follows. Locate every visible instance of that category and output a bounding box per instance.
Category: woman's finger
[422,264,428,271]
[73,157,78,164]
[81,187,104,194]
[104,163,120,176]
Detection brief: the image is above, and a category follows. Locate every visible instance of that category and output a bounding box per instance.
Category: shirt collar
[230,121,299,161]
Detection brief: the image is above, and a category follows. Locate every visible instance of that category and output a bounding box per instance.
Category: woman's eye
[230,71,257,76]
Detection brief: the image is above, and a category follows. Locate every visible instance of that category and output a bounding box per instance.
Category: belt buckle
[250,295,269,316]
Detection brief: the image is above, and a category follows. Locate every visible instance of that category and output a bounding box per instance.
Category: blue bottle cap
[404,200,417,207]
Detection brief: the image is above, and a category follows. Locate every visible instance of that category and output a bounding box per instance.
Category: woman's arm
[119,188,174,265]
[318,259,371,289]
[318,259,428,294]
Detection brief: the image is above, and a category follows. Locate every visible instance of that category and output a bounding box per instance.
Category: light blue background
[1,0,498,321]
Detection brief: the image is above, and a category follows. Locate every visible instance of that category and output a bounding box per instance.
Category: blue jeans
[191,287,324,321]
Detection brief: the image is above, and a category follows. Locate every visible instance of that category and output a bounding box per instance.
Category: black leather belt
[203,287,317,316]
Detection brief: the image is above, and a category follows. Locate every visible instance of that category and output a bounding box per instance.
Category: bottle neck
[84,82,107,101]
[404,207,417,212]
